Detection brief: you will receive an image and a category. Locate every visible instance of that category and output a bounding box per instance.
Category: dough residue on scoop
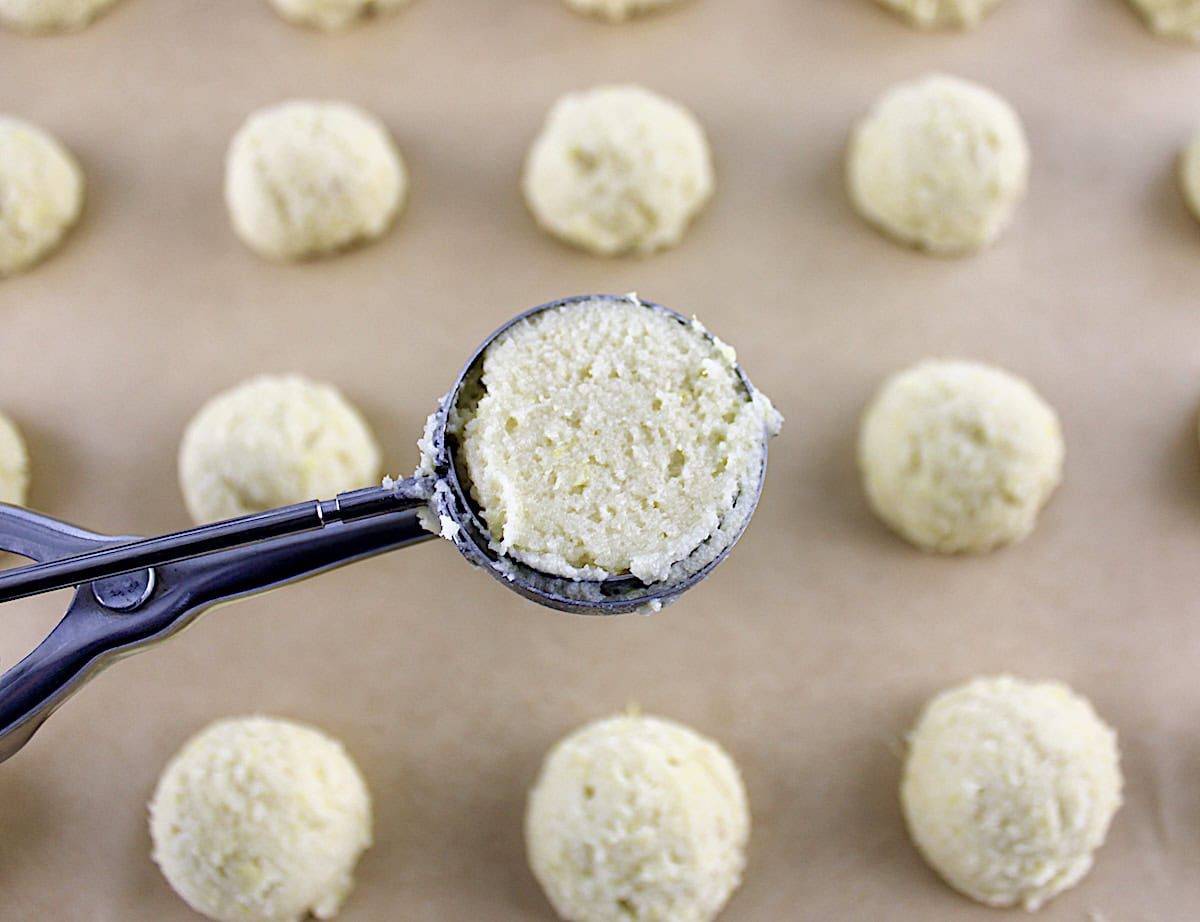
[450,296,778,584]
[901,675,1122,911]
[526,711,750,922]
[149,715,372,922]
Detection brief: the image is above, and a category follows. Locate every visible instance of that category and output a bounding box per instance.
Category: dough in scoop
[149,716,372,922]
[902,676,1121,910]
[224,100,406,261]
[0,411,30,506]
[0,115,83,276]
[858,359,1063,553]
[178,374,381,524]
[522,85,713,257]
[846,73,1029,255]
[526,711,749,922]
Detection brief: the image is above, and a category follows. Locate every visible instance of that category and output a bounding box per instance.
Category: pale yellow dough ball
[267,0,411,31]
[224,100,406,261]
[0,116,83,276]
[522,85,714,257]
[149,716,372,922]
[902,676,1122,910]
[526,712,750,922]
[1128,0,1200,40]
[0,411,30,505]
[847,74,1029,255]
[873,0,1004,29]
[563,0,689,21]
[0,0,120,32]
[858,359,1063,553]
[178,374,381,524]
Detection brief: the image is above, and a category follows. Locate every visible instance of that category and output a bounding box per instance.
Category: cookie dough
[0,116,84,277]
[526,711,749,922]
[873,0,1004,29]
[178,374,381,524]
[149,716,372,922]
[447,296,780,583]
[0,0,120,32]
[522,85,714,257]
[902,676,1122,911]
[1127,0,1200,40]
[858,359,1063,553]
[1179,130,1200,221]
[846,74,1029,255]
[224,100,406,261]
[562,0,689,21]
[267,0,411,31]
[0,411,30,505]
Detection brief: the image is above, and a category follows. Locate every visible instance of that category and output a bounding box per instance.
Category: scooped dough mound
[858,359,1063,553]
[0,116,83,276]
[902,676,1122,911]
[873,0,1004,29]
[267,0,411,30]
[149,716,372,922]
[0,411,30,505]
[452,297,778,583]
[847,73,1029,255]
[522,85,714,257]
[178,374,381,524]
[1128,0,1200,40]
[1179,130,1200,221]
[0,0,120,31]
[526,712,750,922]
[562,0,689,21]
[224,100,406,261]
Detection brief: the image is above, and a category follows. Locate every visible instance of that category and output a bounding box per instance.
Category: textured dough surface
[847,73,1029,255]
[873,0,1004,28]
[563,0,688,21]
[522,85,713,257]
[149,716,372,922]
[526,712,749,922]
[0,116,83,276]
[267,0,411,30]
[0,0,119,31]
[902,676,1122,911]
[1128,0,1200,39]
[179,374,381,524]
[858,359,1063,553]
[453,297,777,583]
[224,100,406,261]
[0,411,30,505]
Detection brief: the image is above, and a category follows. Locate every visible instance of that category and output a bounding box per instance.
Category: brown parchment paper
[3,0,1200,918]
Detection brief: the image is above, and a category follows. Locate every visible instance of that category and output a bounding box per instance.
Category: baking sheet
[3,0,1200,918]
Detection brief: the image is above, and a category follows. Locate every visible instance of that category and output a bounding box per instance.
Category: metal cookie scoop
[0,294,774,762]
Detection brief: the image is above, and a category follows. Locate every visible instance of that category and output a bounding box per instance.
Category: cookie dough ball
[1128,0,1200,40]
[526,712,749,922]
[267,0,411,30]
[179,374,381,524]
[847,74,1029,255]
[451,296,779,584]
[1179,130,1200,221]
[522,85,714,257]
[562,0,689,21]
[858,359,1063,553]
[0,116,83,276]
[0,0,120,32]
[873,0,1004,29]
[150,716,372,922]
[0,412,30,505]
[224,100,406,261]
[902,676,1122,910]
